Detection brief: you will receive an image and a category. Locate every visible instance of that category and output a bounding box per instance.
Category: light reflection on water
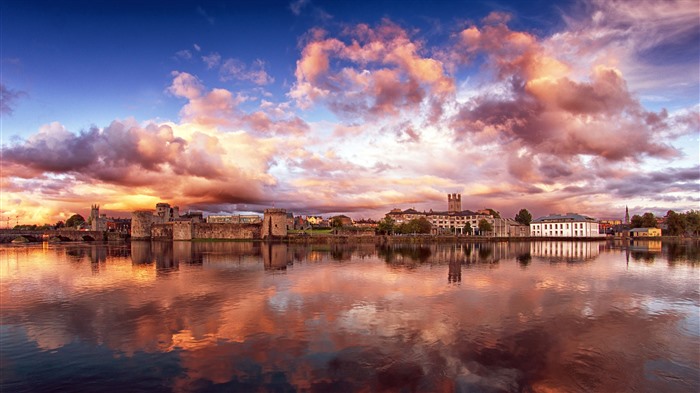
[1,240,698,392]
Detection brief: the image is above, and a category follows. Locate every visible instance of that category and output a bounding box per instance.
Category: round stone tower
[262,208,288,239]
[131,211,154,240]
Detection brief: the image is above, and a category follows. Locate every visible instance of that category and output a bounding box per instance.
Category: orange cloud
[290,20,454,120]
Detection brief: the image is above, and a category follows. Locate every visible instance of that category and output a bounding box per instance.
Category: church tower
[625,206,630,225]
[447,193,461,213]
[90,204,100,230]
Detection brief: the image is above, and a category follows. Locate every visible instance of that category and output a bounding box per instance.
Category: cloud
[168,71,244,127]
[2,2,698,224]
[451,13,683,162]
[603,166,700,199]
[175,49,192,60]
[549,0,700,98]
[1,118,281,217]
[289,0,309,15]
[202,52,221,69]
[220,58,274,85]
[289,21,454,121]
[197,6,215,25]
[1,84,27,115]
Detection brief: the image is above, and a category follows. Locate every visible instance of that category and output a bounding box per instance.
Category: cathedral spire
[625,205,629,225]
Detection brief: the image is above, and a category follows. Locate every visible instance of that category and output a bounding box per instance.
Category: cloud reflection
[1,241,698,391]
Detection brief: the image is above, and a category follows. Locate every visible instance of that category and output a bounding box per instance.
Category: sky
[1,0,699,225]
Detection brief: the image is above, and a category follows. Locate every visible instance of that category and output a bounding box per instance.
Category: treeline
[377,217,432,235]
[11,214,86,231]
[631,210,700,236]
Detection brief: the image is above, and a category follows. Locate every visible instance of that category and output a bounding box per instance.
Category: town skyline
[2,0,699,225]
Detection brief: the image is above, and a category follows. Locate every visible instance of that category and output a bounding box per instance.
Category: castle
[131,203,287,241]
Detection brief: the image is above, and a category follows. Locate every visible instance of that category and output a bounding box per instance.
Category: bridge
[0,229,108,243]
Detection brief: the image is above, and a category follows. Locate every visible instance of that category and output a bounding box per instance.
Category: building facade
[629,228,662,237]
[385,195,529,237]
[530,213,603,238]
[206,214,262,224]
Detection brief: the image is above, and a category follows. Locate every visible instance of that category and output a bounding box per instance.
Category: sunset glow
[2,0,698,224]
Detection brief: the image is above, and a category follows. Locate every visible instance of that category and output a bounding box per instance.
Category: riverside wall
[192,223,261,240]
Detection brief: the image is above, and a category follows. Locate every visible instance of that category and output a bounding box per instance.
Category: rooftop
[532,213,597,223]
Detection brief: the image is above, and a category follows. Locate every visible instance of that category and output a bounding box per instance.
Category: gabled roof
[532,213,597,223]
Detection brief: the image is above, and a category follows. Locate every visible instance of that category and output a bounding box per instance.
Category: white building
[530,213,604,238]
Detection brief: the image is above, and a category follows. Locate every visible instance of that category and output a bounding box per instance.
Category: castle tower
[155,203,171,223]
[262,208,288,239]
[447,193,461,213]
[90,204,100,231]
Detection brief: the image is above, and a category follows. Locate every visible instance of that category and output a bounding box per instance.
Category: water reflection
[1,240,698,392]
[529,240,602,262]
[261,242,291,270]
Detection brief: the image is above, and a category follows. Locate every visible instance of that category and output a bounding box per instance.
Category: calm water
[1,240,699,392]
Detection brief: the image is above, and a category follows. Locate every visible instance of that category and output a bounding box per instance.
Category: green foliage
[631,212,657,228]
[377,217,395,235]
[65,214,85,228]
[396,217,432,234]
[665,210,686,236]
[478,219,493,234]
[514,209,532,225]
[686,210,700,236]
[630,214,643,228]
[641,212,657,228]
[464,222,473,234]
[330,217,344,227]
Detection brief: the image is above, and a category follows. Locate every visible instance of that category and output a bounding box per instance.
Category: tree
[54,220,65,229]
[630,214,643,228]
[641,212,657,228]
[464,222,473,235]
[665,210,686,236]
[65,214,85,228]
[685,210,700,237]
[395,218,431,234]
[330,217,344,228]
[478,219,493,235]
[514,209,532,225]
[377,217,395,235]
[411,217,432,234]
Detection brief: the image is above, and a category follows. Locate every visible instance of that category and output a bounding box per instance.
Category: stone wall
[131,211,154,239]
[172,221,193,241]
[192,223,261,240]
[151,223,173,240]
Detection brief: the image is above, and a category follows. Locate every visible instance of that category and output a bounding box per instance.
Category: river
[1,240,698,392]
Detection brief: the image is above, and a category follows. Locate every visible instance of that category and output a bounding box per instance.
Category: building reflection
[529,241,602,262]
[152,241,177,272]
[131,241,153,265]
[448,258,461,283]
[262,243,291,271]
